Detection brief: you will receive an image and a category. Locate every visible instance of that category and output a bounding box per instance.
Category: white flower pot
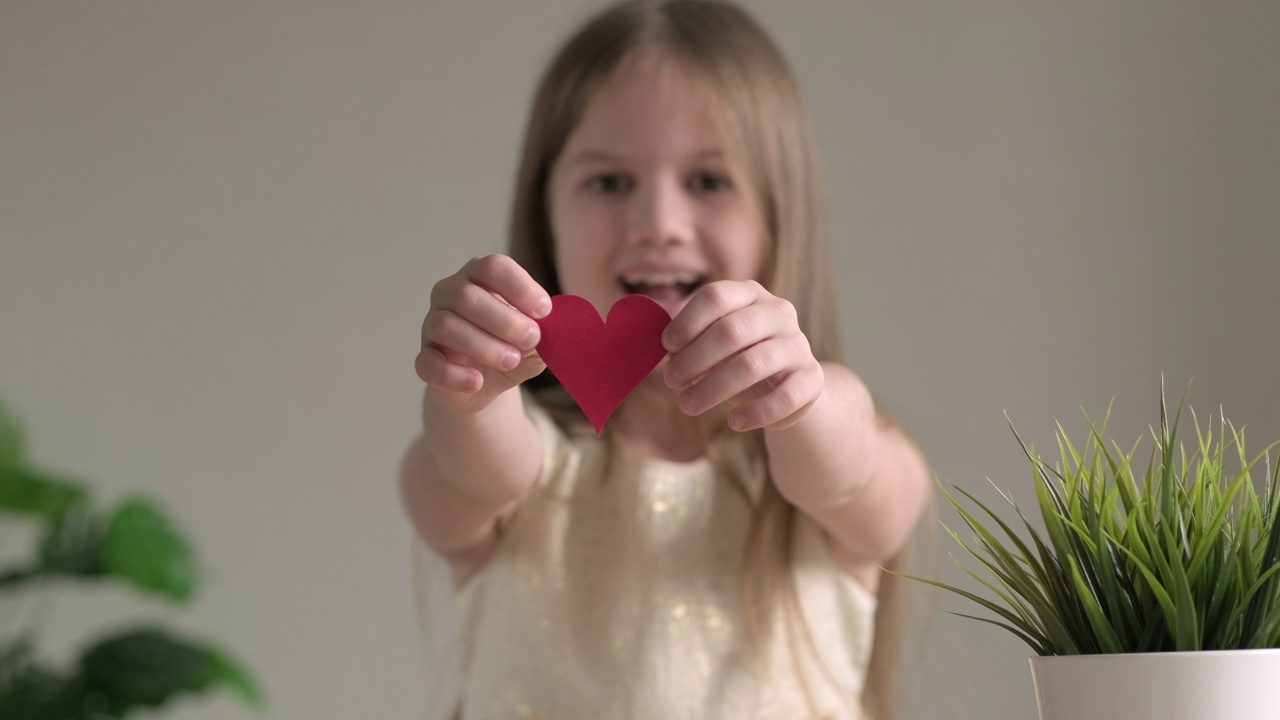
[1030,649,1280,720]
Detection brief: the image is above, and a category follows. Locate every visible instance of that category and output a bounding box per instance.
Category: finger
[415,345,483,393]
[437,345,471,367]
[725,381,772,408]
[431,277,543,352]
[499,350,548,387]
[676,337,799,416]
[661,280,761,354]
[663,302,784,390]
[462,254,552,320]
[727,365,824,432]
[424,309,525,372]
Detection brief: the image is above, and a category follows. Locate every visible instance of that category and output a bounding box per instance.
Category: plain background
[2,1,1278,718]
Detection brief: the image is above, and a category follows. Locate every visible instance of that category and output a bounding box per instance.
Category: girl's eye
[688,172,733,194]
[586,174,632,194]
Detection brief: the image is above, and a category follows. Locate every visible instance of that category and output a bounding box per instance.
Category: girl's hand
[661,280,824,432]
[416,254,551,414]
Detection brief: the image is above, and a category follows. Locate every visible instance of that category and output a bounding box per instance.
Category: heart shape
[535,294,672,435]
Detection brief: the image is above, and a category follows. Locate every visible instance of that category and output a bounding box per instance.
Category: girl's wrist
[764,363,880,506]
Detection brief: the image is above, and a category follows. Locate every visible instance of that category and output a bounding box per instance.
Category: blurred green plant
[915,381,1280,655]
[0,398,263,719]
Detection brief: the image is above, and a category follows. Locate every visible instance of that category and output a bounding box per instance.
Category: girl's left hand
[661,280,824,432]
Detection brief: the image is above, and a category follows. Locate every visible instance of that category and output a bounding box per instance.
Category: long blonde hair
[508,2,912,717]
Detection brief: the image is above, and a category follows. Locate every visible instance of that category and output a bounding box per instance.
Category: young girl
[401,2,931,718]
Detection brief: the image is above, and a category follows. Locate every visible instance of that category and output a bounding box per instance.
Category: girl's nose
[625,178,694,248]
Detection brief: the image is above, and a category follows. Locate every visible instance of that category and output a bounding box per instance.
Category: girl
[401,2,931,718]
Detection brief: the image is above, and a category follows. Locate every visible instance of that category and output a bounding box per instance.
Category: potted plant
[917,382,1280,720]
[0,397,264,719]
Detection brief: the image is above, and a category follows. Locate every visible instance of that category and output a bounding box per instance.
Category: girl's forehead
[567,51,726,156]
[604,48,712,111]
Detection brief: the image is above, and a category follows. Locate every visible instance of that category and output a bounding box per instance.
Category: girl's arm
[400,387,542,586]
[661,280,930,585]
[400,254,551,585]
[762,363,931,585]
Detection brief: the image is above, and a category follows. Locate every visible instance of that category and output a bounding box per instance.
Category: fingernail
[663,366,680,389]
[534,296,552,319]
[522,325,540,350]
[662,331,678,353]
[678,393,695,414]
[502,348,521,370]
[728,413,747,431]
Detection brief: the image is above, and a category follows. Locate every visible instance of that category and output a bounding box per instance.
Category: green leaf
[942,526,1047,634]
[949,612,1052,656]
[0,466,89,519]
[38,504,106,576]
[1165,516,1200,651]
[1186,465,1248,581]
[1067,555,1124,653]
[937,488,1082,653]
[940,494,1051,614]
[1242,451,1280,645]
[1230,560,1280,640]
[951,485,1051,593]
[1105,436,1144,516]
[917,383,1280,655]
[0,399,90,519]
[0,642,97,720]
[898,570,1054,653]
[0,399,26,468]
[1094,508,1138,645]
[101,497,198,602]
[79,626,264,713]
[0,673,91,720]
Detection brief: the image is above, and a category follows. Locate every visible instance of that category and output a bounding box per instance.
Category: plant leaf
[1066,555,1123,653]
[897,571,1053,653]
[1242,450,1280,645]
[0,399,26,468]
[38,503,106,576]
[949,612,1052,656]
[101,497,198,602]
[0,641,97,720]
[919,384,1280,654]
[0,466,89,519]
[79,626,264,713]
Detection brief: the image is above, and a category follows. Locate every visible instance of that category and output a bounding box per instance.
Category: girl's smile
[616,262,707,317]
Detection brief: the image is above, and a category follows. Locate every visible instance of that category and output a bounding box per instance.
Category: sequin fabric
[414,400,876,720]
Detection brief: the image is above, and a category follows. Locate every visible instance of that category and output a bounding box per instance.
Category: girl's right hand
[416,254,552,414]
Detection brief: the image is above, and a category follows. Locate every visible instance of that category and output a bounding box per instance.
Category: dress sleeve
[412,536,465,720]
[791,515,879,695]
[411,394,580,720]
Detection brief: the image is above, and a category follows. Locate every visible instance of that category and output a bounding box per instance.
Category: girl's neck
[610,373,725,463]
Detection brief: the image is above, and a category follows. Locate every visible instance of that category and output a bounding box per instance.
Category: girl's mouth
[619,272,707,315]
[621,273,706,299]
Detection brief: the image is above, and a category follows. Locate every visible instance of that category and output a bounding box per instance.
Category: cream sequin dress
[414,398,877,720]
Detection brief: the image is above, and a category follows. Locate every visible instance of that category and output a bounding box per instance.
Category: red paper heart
[535,294,672,435]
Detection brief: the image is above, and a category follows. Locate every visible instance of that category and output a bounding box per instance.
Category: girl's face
[547,52,766,320]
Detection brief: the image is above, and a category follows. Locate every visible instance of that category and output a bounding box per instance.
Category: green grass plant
[918,382,1280,656]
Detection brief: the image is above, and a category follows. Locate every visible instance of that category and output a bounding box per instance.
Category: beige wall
[1,2,1276,718]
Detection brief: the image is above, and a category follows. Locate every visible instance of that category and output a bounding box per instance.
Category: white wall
[1,2,1276,718]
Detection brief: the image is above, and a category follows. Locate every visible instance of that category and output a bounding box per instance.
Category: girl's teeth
[622,272,699,286]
